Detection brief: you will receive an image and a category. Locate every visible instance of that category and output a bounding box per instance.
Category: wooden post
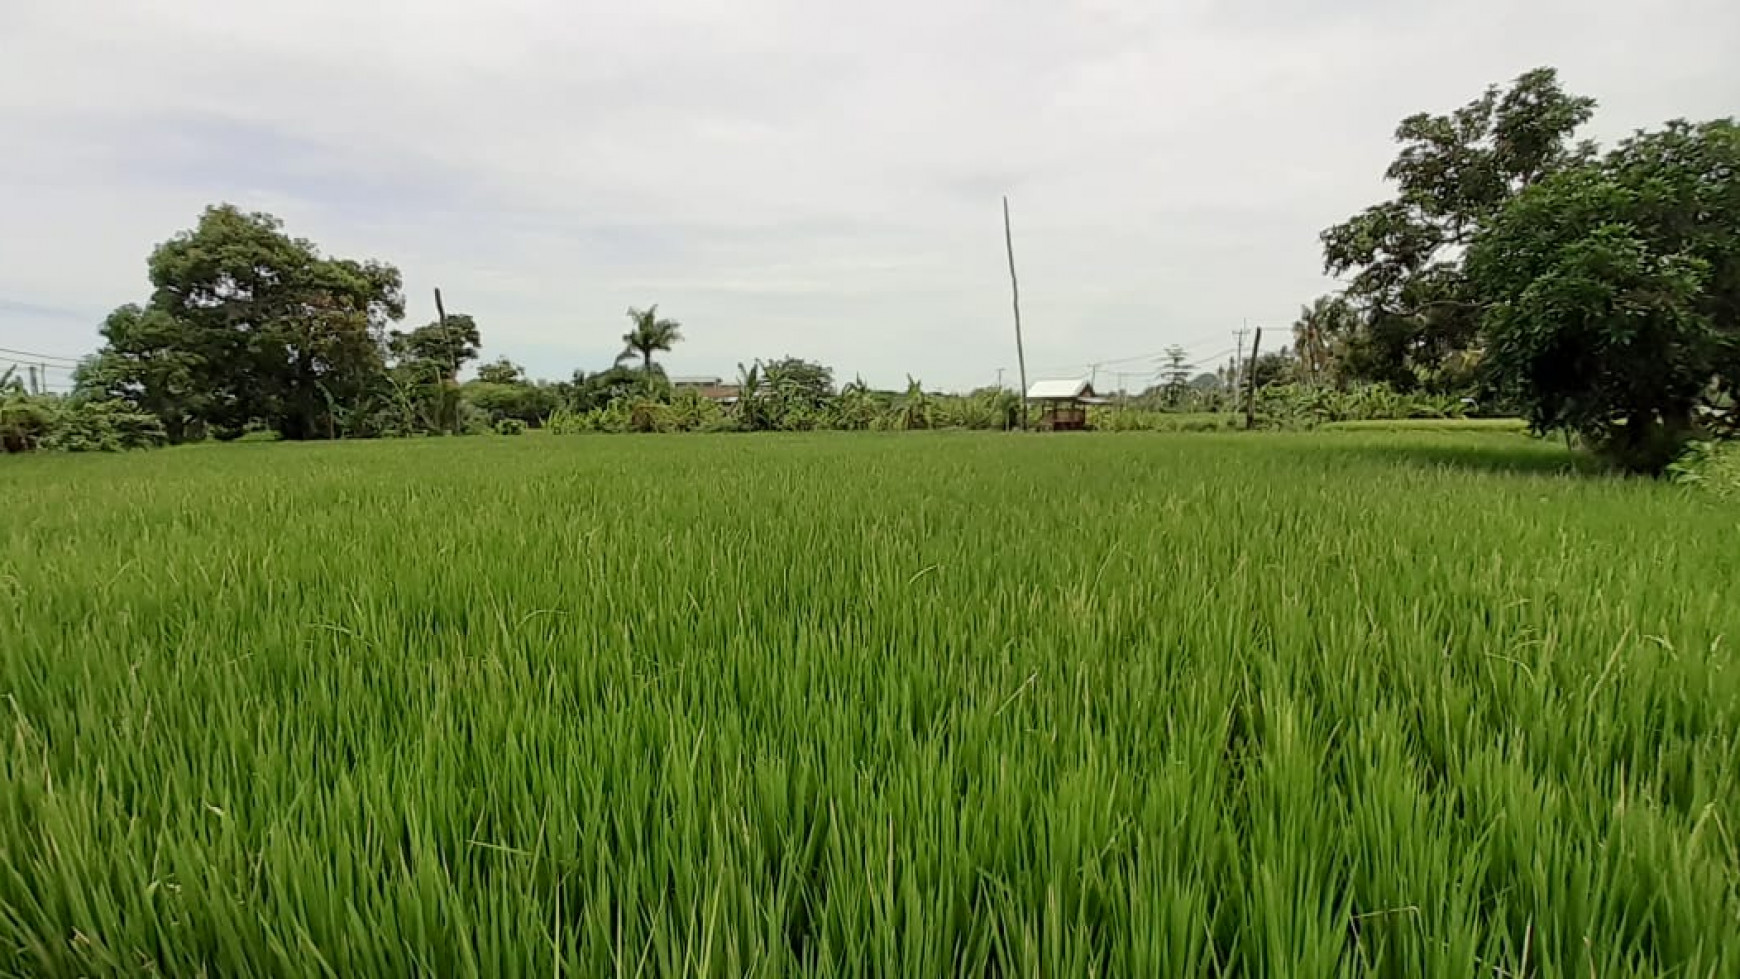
[1004,197,1029,430]
[1244,327,1262,430]
[433,287,460,435]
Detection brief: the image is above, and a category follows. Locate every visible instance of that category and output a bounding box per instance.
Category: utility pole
[1003,197,1029,429]
[996,367,1005,391]
[1232,320,1249,398]
[1244,327,1263,430]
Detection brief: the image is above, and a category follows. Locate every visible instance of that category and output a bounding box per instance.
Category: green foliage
[388,316,481,379]
[1255,383,1470,427]
[461,379,558,427]
[1469,119,1739,471]
[1667,439,1740,498]
[893,376,934,431]
[39,399,169,452]
[474,357,525,385]
[0,370,56,453]
[1089,409,1239,432]
[1160,345,1192,406]
[1292,295,1357,386]
[1322,68,1596,391]
[2,371,167,453]
[91,204,407,441]
[385,317,484,436]
[617,305,683,372]
[552,366,668,414]
[492,417,527,436]
[1248,350,1299,390]
[2,434,1736,974]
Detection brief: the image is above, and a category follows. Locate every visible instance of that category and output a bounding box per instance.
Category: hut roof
[1026,378,1099,401]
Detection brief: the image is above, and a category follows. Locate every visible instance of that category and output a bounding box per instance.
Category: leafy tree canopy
[617,305,683,372]
[1322,68,1596,391]
[1468,119,1740,470]
[92,205,406,441]
[475,357,527,386]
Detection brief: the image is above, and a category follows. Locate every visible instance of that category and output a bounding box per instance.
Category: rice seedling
[1,431,1735,975]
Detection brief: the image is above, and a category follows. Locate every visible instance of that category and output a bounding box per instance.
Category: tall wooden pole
[433,287,461,435]
[1003,197,1029,430]
[1244,327,1263,430]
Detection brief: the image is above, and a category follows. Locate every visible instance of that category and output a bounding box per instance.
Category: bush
[1,394,57,453]
[1668,440,1740,498]
[493,418,528,436]
[40,399,168,453]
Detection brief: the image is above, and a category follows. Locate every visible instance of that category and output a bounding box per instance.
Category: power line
[0,346,83,366]
[1,358,78,376]
[1030,331,1237,378]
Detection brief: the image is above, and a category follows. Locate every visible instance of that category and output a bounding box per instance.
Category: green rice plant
[0,431,1735,976]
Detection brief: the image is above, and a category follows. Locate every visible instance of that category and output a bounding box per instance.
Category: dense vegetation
[1310,68,1738,470]
[2,432,1735,975]
[2,66,1730,470]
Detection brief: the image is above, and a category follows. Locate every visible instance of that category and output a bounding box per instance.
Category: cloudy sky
[3,0,1736,391]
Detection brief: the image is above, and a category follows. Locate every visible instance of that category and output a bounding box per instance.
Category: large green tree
[1322,68,1596,391]
[90,205,405,440]
[616,305,683,372]
[1468,119,1739,471]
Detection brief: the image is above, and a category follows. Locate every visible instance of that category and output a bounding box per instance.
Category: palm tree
[616,305,683,372]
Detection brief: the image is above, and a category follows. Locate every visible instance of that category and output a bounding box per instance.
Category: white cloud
[3,0,1736,389]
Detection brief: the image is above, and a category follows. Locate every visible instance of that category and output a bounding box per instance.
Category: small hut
[1026,378,1105,431]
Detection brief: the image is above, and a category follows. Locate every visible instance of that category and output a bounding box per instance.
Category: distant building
[1025,378,1106,431]
[671,376,740,403]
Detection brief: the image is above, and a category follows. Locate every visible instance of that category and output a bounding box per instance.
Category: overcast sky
[3,0,1736,391]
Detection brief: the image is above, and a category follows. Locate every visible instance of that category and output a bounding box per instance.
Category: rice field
[1,430,1736,976]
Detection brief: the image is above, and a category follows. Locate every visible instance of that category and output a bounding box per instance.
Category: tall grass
[1,432,1736,975]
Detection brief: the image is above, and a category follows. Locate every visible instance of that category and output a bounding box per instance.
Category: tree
[759,356,835,427]
[475,357,526,385]
[1291,295,1357,386]
[1160,346,1192,407]
[1468,119,1740,471]
[386,316,482,435]
[91,205,405,440]
[732,362,773,431]
[553,366,667,414]
[77,305,208,442]
[1322,68,1596,391]
[462,358,557,426]
[389,316,480,380]
[462,380,558,427]
[1248,351,1299,390]
[617,305,683,372]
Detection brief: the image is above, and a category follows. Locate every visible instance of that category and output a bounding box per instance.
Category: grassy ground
[1318,417,1529,433]
[2,431,1736,976]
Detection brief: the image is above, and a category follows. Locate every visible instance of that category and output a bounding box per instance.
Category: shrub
[493,418,528,436]
[1668,439,1740,498]
[40,399,168,453]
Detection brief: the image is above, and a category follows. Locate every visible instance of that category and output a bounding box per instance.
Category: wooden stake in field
[1003,197,1029,430]
[1244,327,1263,430]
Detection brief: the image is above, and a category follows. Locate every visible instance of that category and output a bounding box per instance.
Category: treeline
[5,67,1735,471]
